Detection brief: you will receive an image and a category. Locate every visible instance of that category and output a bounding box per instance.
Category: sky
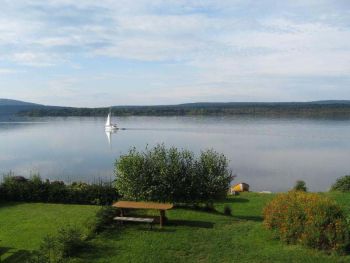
[0,0,349,107]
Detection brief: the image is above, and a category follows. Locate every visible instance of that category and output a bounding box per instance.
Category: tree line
[17,102,350,118]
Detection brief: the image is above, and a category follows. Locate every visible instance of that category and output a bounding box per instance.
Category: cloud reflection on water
[1,116,350,191]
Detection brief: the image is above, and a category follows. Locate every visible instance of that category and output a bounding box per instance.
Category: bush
[56,226,86,258]
[0,173,118,205]
[223,205,232,216]
[39,226,86,262]
[115,144,234,205]
[331,175,350,192]
[293,180,308,192]
[89,206,119,234]
[263,191,350,253]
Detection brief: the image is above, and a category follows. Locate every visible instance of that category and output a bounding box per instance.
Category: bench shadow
[234,215,263,222]
[168,220,214,229]
[144,228,175,232]
[111,217,214,230]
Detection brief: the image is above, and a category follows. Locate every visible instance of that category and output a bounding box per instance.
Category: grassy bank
[1,193,350,262]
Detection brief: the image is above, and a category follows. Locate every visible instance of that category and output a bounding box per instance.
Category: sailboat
[105,110,118,132]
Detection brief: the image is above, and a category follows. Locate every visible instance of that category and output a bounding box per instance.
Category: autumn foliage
[263,191,350,253]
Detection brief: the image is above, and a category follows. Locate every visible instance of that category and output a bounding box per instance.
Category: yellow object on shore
[231,183,249,193]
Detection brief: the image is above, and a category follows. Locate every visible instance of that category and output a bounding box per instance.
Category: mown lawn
[0,202,99,262]
[79,193,350,263]
[1,193,350,262]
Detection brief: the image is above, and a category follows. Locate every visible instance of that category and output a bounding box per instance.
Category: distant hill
[12,99,350,119]
[0,98,41,106]
[0,99,45,118]
[178,101,350,107]
[2,98,350,119]
[309,100,350,105]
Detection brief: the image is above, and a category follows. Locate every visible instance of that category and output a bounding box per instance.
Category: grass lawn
[79,193,350,263]
[0,202,99,262]
[1,193,350,262]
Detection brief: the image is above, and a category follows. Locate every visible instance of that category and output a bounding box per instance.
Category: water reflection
[105,130,118,148]
[0,116,350,191]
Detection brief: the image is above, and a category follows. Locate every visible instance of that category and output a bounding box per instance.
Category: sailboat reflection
[105,129,118,148]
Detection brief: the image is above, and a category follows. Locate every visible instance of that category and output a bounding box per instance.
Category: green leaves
[115,144,234,204]
[331,175,350,192]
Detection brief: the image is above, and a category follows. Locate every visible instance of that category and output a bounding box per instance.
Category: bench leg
[160,210,165,228]
[119,209,124,225]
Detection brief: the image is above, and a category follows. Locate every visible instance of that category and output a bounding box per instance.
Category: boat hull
[105,125,118,132]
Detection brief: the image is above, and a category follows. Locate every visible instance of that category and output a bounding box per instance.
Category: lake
[1,116,350,192]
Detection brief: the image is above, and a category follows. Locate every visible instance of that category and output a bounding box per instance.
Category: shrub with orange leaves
[263,191,350,253]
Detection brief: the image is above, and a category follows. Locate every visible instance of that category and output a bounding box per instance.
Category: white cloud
[1,1,349,69]
[11,52,63,67]
[0,0,349,105]
[0,68,18,74]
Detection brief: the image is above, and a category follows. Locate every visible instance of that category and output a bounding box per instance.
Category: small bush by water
[331,175,350,192]
[115,144,234,205]
[263,191,350,253]
[293,180,308,192]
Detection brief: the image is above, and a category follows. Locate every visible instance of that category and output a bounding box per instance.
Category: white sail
[105,113,111,126]
[105,110,118,131]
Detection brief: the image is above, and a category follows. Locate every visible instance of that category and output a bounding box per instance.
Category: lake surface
[1,116,350,192]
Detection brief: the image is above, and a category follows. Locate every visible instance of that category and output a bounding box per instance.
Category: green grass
[1,193,350,262]
[0,202,99,262]
[78,193,350,263]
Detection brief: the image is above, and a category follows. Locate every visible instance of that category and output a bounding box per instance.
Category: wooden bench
[113,201,174,228]
[113,216,155,229]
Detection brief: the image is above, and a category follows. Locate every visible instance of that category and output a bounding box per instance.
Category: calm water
[1,116,350,192]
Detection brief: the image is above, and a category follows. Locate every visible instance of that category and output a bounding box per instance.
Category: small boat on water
[105,110,118,132]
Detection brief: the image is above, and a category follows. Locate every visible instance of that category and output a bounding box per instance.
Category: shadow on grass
[0,247,12,257]
[175,205,224,216]
[1,248,32,263]
[168,220,214,229]
[74,228,122,262]
[79,243,118,262]
[234,215,263,222]
[113,222,175,232]
[0,202,22,209]
[228,197,249,203]
[145,228,176,232]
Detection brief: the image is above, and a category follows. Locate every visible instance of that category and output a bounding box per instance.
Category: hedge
[0,174,118,205]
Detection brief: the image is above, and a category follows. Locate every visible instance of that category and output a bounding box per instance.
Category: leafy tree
[115,144,234,205]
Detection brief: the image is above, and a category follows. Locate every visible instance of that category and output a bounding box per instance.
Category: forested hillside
[16,101,350,118]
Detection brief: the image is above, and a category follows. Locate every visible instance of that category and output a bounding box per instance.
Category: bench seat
[113,216,154,223]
